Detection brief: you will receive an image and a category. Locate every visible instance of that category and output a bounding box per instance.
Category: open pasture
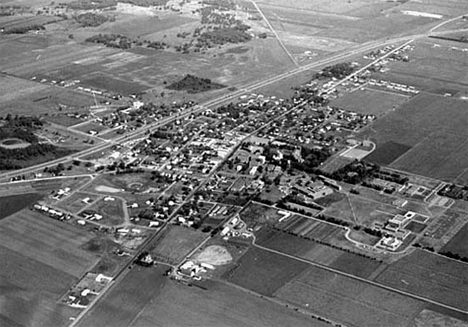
[374,249,468,312]
[0,210,100,277]
[224,247,309,296]
[330,88,409,116]
[149,225,206,265]
[275,264,426,327]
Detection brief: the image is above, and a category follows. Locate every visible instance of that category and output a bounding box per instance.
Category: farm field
[329,88,409,116]
[374,249,468,312]
[358,93,468,181]
[0,244,81,327]
[441,223,468,258]
[275,264,426,327]
[149,225,207,265]
[0,210,100,277]
[0,209,104,327]
[0,192,44,220]
[223,247,309,296]
[257,228,382,278]
[77,265,328,327]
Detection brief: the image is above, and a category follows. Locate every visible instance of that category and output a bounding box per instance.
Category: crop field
[364,141,412,166]
[0,244,81,327]
[358,93,468,181]
[0,14,60,31]
[78,265,327,327]
[0,210,100,277]
[374,250,468,311]
[224,247,309,296]
[275,265,426,327]
[0,193,44,220]
[257,228,382,278]
[149,225,206,265]
[441,223,468,258]
[330,88,409,116]
[76,265,170,327]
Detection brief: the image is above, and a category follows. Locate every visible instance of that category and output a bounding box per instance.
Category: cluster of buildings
[33,203,68,220]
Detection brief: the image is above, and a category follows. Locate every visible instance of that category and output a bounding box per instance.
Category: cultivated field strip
[374,250,468,311]
[275,265,426,327]
[2,45,117,76]
[0,211,98,277]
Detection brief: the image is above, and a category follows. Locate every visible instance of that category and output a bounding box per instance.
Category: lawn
[374,249,468,311]
[0,193,44,220]
[224,247,309,296]
[149,225,207,265]
[275,265,426,327]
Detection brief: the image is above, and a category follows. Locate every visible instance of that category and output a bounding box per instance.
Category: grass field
[0,193,44,220]
[330,88,409,116]
[85,197,126,226]
[224,247,309,296]
[374,249,468,312]
[275,264,426,327]
[149,225,207,265]
[77,265,328,327]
